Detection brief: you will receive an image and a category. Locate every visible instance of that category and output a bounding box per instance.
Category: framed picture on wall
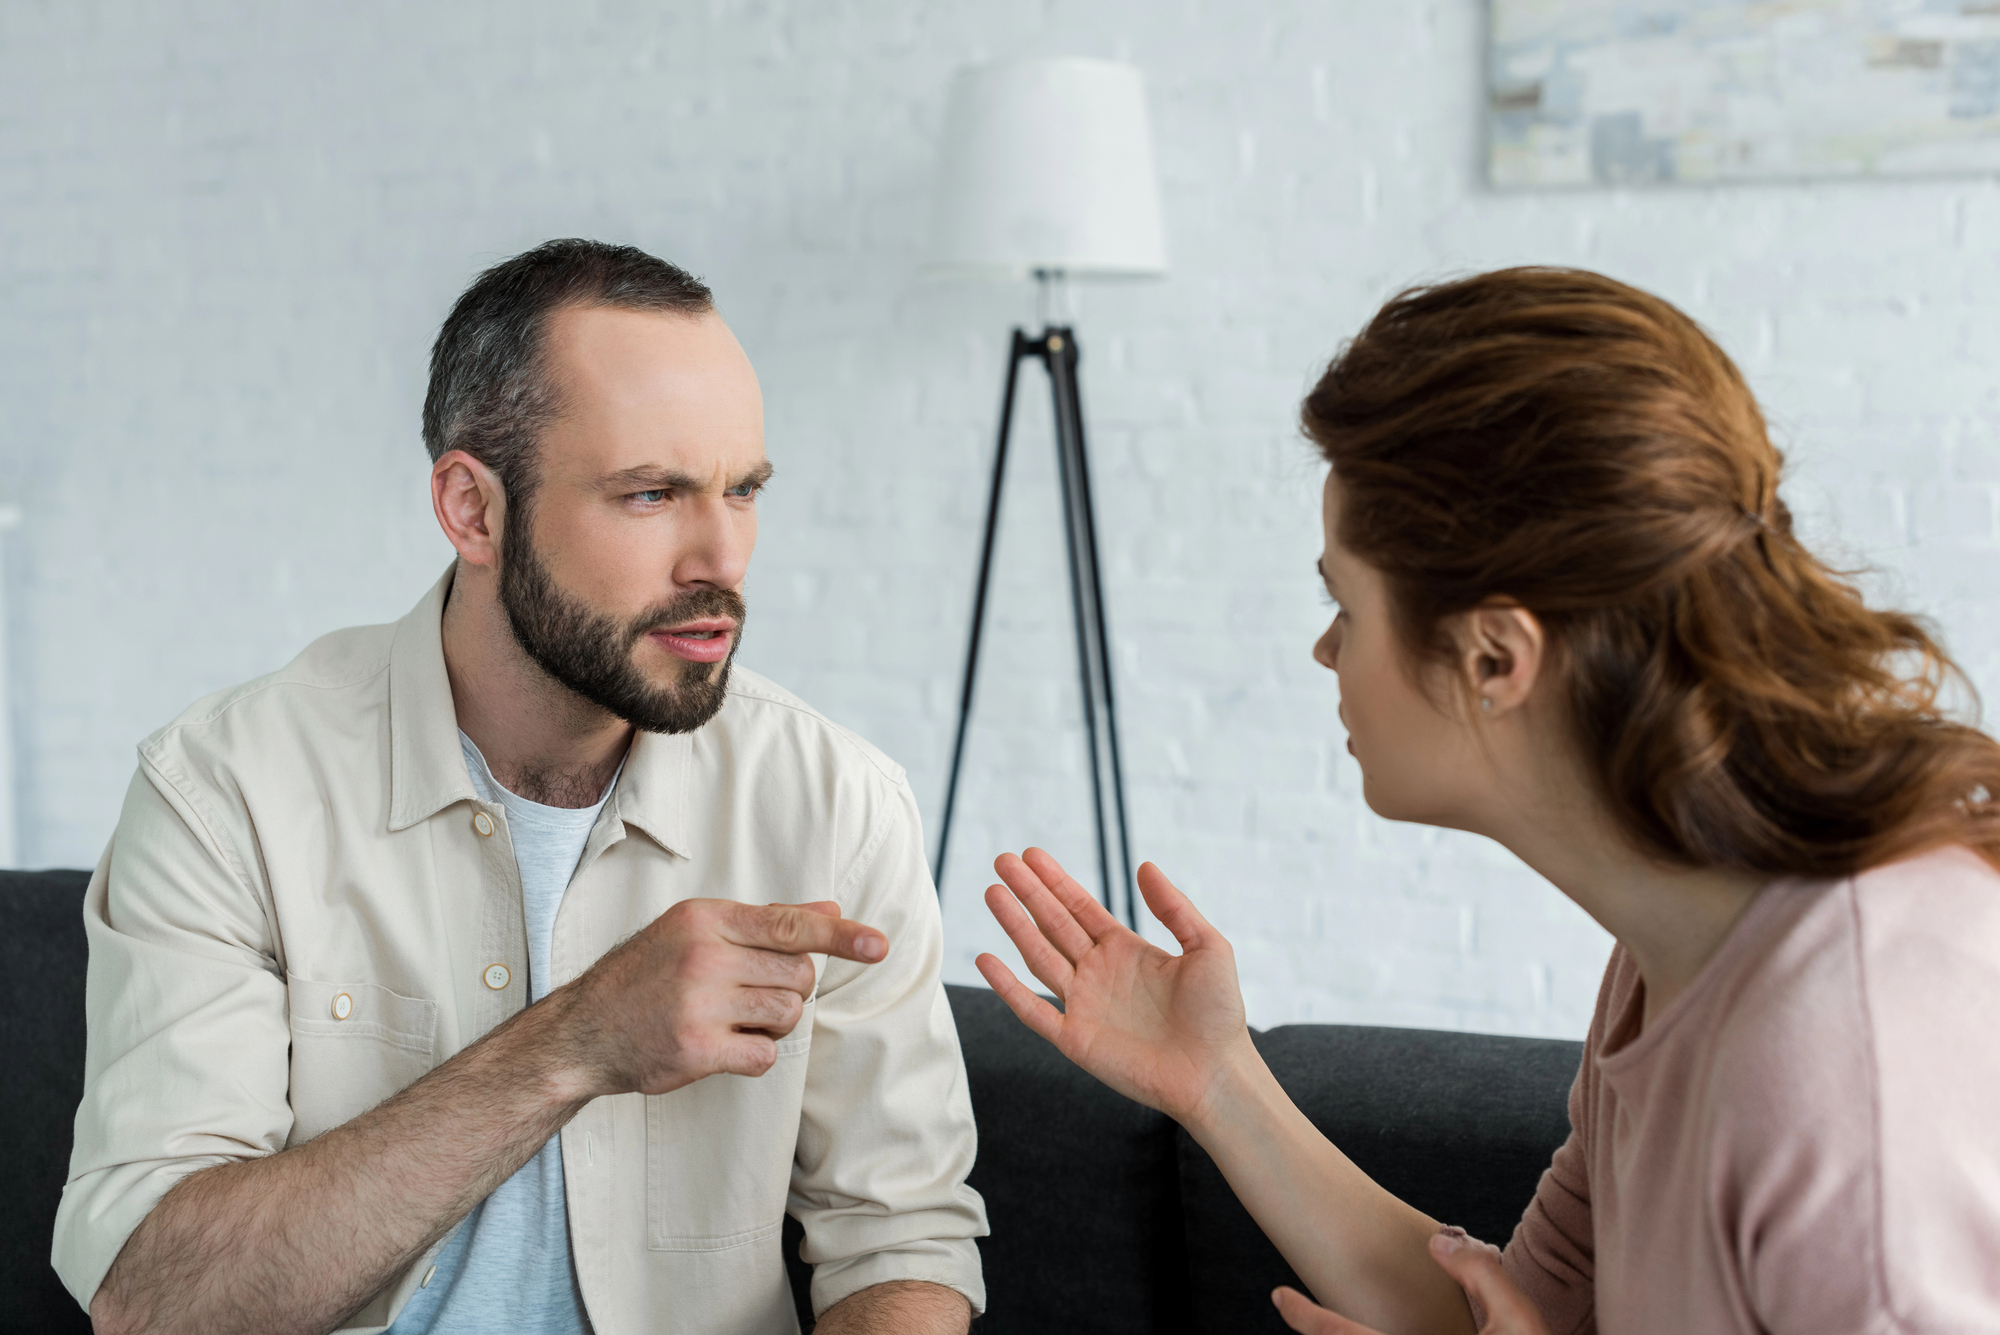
[1490,0,2000,186]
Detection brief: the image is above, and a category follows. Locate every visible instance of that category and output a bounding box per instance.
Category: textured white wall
[5,1,1997,1038]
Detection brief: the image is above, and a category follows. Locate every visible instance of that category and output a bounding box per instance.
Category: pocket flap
[288,975,437,1058]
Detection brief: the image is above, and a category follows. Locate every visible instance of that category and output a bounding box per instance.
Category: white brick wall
[5,1,1997,1037]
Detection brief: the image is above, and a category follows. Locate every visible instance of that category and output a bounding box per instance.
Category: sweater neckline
[1594,873,1794,1069]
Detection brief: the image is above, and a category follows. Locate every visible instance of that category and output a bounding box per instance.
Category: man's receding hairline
[545,296,721,334]
[531,295,733,417]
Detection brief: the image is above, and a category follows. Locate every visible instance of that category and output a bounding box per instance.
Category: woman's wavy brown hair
[1304,266,2000,878]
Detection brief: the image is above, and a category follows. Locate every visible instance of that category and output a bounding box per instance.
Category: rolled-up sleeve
[51,754,293,1309]
[788,776,988,1317]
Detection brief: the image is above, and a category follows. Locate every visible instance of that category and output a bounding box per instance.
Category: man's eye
[632,489,670,503]
[726,483,760,498]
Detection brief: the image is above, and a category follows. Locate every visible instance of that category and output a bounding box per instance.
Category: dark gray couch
[2,868,1580,1334]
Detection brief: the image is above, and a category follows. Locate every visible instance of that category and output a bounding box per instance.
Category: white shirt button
[483,963,510,990]
[473,811,494,837]
[421,1264,437,1289]
[331,993,352,1021]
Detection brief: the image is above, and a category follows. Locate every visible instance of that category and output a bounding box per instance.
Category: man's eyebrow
[600,465,705,492]
[596,461,776,492]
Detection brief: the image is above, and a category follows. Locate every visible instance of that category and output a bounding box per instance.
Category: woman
[976,268,2000,1334]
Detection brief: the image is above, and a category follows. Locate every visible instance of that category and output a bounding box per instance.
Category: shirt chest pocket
[286,975,439,1147]
[645,995,814,1251]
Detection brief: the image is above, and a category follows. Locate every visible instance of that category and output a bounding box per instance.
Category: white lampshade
[926,57,1168,280]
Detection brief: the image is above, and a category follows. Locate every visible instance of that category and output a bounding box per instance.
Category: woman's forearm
[1187,1044,1476,1335]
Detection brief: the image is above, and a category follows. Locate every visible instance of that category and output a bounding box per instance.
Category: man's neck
[441,562,634,809]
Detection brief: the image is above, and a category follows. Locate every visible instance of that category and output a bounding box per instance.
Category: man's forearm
[91,994,594,1335]
[813,1280,971,1335]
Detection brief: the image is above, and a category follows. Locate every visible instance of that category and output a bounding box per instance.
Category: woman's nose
[1313,621,1340,670]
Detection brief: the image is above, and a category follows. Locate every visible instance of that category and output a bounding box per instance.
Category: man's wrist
[493,984,610,1110]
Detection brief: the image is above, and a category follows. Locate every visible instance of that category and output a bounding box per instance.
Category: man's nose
[673,496,754,591]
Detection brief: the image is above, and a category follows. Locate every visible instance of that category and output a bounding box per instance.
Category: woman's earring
[1480,696,1493,712]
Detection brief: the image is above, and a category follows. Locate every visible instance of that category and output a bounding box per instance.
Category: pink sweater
[1496,845,2000,1333]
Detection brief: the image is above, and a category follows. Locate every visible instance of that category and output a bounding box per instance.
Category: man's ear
[1456,600,1546,719]
[431,450,508,568]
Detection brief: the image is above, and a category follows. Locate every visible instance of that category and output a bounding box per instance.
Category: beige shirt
[1499,845,2000,1333]
[52,568,988,1333]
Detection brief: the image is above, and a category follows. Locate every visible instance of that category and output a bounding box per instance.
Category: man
[53,240,987,1335]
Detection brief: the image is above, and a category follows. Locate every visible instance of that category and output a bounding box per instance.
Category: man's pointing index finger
[723,901,888,963]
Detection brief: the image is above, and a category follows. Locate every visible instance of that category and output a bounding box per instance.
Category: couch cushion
[0,868,95,1333]
[1177,1022,1582,1331]
[944,984,1193,1335]
[784,986,1192,1333]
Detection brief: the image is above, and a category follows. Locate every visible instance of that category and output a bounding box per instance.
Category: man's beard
[499,528,745,735]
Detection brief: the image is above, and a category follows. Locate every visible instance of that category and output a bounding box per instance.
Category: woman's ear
[1457,600,1546,718]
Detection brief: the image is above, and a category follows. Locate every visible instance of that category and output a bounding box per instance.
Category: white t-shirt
[387,732,621,1335]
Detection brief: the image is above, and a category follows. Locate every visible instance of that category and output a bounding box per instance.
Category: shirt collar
[610,728,696,861]
[388,565,474,831]
[386,561,695,859]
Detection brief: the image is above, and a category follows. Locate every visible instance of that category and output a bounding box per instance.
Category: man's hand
[557,898,888,1099]
[1272,1231,1547,1335]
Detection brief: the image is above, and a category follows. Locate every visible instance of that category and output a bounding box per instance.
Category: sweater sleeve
[1497,1098,1597,1334]
[1482,952,1631,1335]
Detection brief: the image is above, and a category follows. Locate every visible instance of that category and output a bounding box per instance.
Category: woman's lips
[647,620,736,664]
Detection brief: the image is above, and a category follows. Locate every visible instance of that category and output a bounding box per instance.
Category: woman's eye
[633,489,670,504]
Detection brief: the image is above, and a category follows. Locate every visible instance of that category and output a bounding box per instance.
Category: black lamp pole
[932,321,1138,930]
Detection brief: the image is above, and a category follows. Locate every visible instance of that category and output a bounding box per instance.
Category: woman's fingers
[1271,1287,1376,1335]
[1428,1231,1549,1334]
[983,882,1077,998]
[1134,861,1219,952]
[974,952,1065,1046]
[994,852,1098,963]
[1021,846,1124,941]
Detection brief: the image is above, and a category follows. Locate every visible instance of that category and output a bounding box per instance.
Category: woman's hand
[1271,1231,1547,1335]
[975,849,1255,1126]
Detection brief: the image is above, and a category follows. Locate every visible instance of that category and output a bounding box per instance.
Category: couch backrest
[2,870,1582,1335]
[931,985,1581,1335]
[1175,1019,1580,1331]
[1,868,94,1335]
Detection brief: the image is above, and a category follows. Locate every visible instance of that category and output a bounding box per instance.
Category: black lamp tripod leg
[1044,329,1139,930]
[932,332,1030,887]
[934,325,1136,932]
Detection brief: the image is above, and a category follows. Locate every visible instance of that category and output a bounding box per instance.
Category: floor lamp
[924,57,1168,928]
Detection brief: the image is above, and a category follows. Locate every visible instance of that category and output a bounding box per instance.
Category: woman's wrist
[1182,1032,1284,1146]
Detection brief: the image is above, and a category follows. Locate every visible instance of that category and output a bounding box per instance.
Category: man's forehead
[540,303,764,477]
[546,303,757,392]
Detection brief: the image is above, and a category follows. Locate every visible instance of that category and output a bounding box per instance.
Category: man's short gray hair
[422,239,714,512]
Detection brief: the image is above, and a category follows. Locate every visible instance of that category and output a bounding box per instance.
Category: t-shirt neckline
[458,729,623,826]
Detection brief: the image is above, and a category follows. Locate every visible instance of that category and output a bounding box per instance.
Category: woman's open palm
[976,850,1253,1125]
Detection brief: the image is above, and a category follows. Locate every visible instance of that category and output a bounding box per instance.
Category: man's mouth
[647,619,737,665]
